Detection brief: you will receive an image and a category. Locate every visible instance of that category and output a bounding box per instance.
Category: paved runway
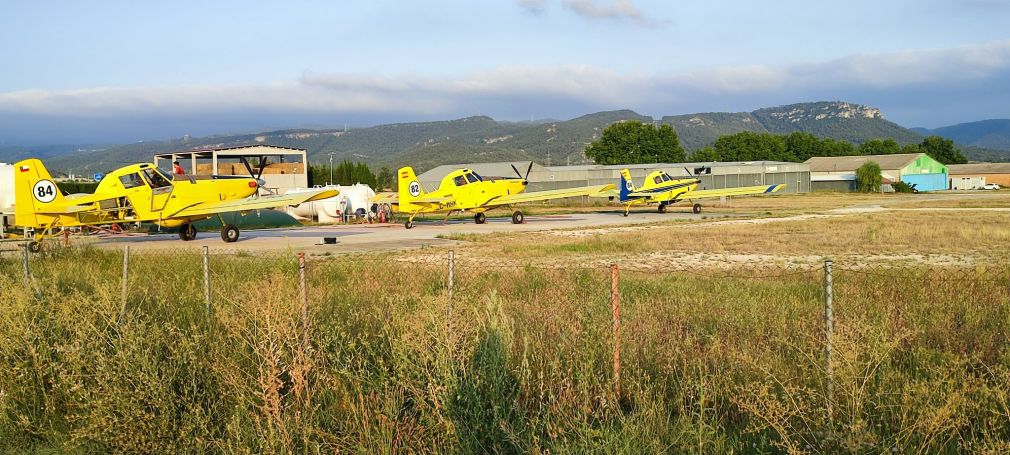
[90,210,731,253]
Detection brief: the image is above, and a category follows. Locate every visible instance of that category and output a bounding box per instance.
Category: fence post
[823,259,834,422]
[298,252,308,347]
[119,245,130,324]
[22,243,31,281]
[610,263,621,402]
[447,250,455,301]
[203,246,211,315]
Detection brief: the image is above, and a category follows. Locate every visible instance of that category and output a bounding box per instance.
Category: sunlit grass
[1,247,1008,452]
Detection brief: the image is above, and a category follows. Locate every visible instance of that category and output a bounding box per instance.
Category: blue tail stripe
[619,174,632,201]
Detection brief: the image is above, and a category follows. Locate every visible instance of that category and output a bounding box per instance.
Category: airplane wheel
[658,203,667,213]
[474,212,486,224]
[179,223,197,241]
[404,220,413,229]
[692,203,702,214]
[27,241,42,253]
[221,224,240,243]
[623,211,629,217]
[511,210,524,224]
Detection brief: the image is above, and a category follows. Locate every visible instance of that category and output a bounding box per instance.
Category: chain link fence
[1,245,1008,452]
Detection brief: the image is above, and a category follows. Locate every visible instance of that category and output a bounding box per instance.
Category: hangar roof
[154,144,307,160]
[804,153,923,172]
[948,163,1010,174]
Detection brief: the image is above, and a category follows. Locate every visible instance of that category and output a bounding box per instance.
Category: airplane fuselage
[16,161,259,230]
[400,168,528,214]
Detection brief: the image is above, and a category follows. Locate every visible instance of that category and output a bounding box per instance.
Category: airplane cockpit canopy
[143,168,173,188]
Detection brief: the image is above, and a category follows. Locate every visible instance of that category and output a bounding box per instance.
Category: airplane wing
[681,184,786,200]
[406,196,451,207]
[371,193,398,203]
[594,189,660,200]
[168,189,339,218]
[489,184,615,206]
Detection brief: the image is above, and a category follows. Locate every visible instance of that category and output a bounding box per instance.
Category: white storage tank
[285,183,376,223]
[1,163,15,231]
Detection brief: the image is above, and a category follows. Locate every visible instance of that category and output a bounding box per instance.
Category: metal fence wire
[2,245,1009,452]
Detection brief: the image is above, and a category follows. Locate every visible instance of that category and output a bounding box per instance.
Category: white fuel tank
[1,163,15,230]
[285,184,376,223]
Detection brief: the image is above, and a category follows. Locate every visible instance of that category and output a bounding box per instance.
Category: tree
[858,138,901,156]
[308,160,378,187]
[855,161,882,192]
[584,121,686,164]
[713,132,789,161]
[689,146,721,162]
[376,166,395,191]
[918,135,967,164]
[784,132,824,162]
[820,138,856,157]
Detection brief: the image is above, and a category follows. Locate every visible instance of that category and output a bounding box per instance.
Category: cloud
[2,40,1009,142]
[516,0,547,14]
[561,0,664,27]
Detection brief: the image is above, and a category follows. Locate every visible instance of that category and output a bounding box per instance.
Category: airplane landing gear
[658,203,667,213]
[692,203,703,214]
[404,220,413,229]
[511,210,524,224]
[474,212,487,224]
[27,241,42,253]
[221,224,240,243]
[179,223,197,241]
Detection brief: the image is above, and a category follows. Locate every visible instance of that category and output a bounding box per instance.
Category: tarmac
[87,210,730,253]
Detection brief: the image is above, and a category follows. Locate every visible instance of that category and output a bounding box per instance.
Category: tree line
[307,160,396,190]
[585,120,969,165]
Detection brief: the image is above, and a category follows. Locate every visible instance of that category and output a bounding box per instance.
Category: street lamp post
[328,153,337,185]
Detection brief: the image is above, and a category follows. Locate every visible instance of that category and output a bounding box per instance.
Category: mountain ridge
[7,102,1008,173]
[913,119,1010,152]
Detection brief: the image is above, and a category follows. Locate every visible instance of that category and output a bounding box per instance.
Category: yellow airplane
[616,168,785,216]
[394,162,613,228]
[13,158,338,251]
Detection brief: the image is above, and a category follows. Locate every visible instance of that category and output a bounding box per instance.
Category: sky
[1,0,1009,145]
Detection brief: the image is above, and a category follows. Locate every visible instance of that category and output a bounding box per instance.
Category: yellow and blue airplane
[394,163,613,228]
[13,158,338,251]
[616,168,785,216]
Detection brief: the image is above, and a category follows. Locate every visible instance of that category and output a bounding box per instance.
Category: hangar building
[805,153,948,192]
[416,161,810,199]
[948,163,1010,189]
[153,145,308,194]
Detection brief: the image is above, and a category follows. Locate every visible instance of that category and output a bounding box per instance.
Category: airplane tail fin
[397,166,424,213]
[619,168,635,201]
[14,158,65,228]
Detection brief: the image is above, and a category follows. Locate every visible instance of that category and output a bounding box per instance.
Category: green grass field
[2,246,1008,453]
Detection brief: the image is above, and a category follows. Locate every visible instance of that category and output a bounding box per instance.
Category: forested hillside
[15,102,1009,174]
[914,119,1010,151]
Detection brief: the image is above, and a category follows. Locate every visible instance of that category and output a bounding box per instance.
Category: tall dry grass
[1,247,1008,453]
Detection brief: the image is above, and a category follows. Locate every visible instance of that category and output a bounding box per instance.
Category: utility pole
[328,152,337,185]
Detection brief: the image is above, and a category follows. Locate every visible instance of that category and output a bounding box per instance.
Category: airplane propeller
[239,156,269,188]
[510,161,534,184]
[683,167,702,184]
